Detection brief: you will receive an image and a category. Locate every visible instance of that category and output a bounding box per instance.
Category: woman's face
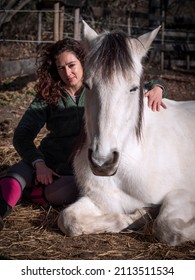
[55,51,84,92]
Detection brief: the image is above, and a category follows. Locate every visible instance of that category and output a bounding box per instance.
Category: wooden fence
[154,29,195,70]
[0,6,195,78]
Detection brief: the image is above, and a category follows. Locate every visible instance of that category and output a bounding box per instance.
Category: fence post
[74,8,80,40]
[37,0,42,43]
[59,5,64,40]
[37,10,42,43]
[160,6,165,71]
[54,1,60,41]
[127,12,131,36]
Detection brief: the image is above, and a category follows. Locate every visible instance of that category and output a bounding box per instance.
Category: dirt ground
[0,66,195,260]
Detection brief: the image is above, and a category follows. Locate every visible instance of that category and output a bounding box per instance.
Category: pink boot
[0,177,22,230]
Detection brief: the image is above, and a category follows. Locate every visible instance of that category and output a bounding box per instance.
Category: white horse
[58,21,195,246]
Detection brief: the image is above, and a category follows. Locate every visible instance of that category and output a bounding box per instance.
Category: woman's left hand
[145,86,167,112]
[35,161,60,185]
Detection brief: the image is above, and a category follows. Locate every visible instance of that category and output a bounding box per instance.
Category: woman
[0,38,167,230]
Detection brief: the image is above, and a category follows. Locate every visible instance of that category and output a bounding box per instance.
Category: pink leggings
[1,161,79,207]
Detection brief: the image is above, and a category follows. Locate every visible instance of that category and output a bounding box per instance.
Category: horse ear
[135,26,161,58]
[81,20,98,45]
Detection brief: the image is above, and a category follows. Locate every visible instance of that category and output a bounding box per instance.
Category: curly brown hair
[35,38,86,105]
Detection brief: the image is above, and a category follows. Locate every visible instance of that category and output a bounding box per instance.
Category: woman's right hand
[35,161,60,185]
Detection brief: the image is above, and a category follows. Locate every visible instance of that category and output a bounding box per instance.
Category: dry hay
[0,202,195,260]
[0,138,195,260]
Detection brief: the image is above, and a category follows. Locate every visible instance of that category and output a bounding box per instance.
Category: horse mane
[86,31,134,82]
[136,75,144,139]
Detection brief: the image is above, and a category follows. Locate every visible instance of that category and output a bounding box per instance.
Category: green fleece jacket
[13,89,85,175]
[13,80,167,175]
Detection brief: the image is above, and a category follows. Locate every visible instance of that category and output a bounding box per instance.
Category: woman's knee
[5,161,34,190]
[44,176,79,206]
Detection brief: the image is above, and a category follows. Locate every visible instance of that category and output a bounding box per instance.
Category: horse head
[82,21,160,176]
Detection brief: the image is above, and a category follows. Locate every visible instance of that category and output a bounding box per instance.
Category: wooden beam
[127,14,131,36]
[37,10,42,43]
[74,8,80,40]
[59,5,64,40]
[54,1,60,41]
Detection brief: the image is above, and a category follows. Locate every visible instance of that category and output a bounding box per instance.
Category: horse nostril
[88,148,119,167]
[88,148,93,163]
[88,148,119,176]
[111,150,119,165]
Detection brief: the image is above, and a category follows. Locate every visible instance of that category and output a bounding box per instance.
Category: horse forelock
[84,30,144,141]
[86,31,134,82]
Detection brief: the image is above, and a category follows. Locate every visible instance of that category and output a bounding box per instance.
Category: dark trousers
[4,161,79,206]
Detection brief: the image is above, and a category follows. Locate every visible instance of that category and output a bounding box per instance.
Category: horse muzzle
[88,148,119,176]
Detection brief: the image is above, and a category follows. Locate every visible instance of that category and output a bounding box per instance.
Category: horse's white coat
[58,21,195,245]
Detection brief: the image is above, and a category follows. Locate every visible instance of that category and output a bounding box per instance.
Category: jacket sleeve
[13,98,48,165]
[144,80,168,98]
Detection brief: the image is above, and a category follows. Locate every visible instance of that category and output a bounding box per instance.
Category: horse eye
[130,86,138,92]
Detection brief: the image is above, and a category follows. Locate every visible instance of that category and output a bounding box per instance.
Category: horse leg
[58,196,153,236]
[153,189,195,246]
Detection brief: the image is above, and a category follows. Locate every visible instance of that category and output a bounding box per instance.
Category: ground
[0,66,195,260]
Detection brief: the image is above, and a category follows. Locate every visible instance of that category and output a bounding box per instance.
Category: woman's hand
[144,86,167,112]
[35,161,60,185]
